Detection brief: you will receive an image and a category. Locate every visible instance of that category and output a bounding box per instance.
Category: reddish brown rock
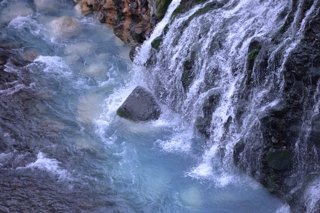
[75,0,156,46]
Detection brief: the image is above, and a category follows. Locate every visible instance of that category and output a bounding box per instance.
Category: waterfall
[1,0,320,211]
[135,0,320,210]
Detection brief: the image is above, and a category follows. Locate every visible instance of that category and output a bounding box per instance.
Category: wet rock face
[233,0,320,210]
[75,0,157,45]
[117,86,161,121]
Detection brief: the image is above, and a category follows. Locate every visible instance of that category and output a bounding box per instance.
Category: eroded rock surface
[117,86,161,121]
[74,0,172,46]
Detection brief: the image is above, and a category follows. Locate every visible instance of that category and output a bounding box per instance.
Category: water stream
[0,0,290,212]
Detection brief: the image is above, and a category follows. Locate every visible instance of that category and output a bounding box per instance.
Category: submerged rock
[82,63,107,79]
[34,0,60,13]
[0,4,33,24]
[77,93,104,124]
[64,42,96,57]
[117,86,161,122]
[50,16,80,39]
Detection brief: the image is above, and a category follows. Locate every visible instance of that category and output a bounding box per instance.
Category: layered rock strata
[75,0,172,46]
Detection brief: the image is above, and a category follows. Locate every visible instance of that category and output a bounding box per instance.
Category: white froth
[8,16,44,36]
[275,204,291,213]
[187,145,233,187]
[157,131,192,153]
[34,55,72,76]
[304,178,320,213]
[26,152,71,180]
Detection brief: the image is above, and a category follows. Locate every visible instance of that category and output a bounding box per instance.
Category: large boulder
[117,86,161,122]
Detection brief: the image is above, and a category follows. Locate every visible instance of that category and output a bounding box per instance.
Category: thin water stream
[0,0,288,212]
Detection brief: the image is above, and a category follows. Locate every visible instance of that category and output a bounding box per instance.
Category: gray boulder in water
[117,86,161,122]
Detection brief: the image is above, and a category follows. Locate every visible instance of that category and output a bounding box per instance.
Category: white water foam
[275,204,291,213]
[33,55,72,76]
[187,144,234,187]
[304,178,320,213]
[25,152,71,180]
[8,16,45,37]
[0,82,35,95]
[156,130,192,153]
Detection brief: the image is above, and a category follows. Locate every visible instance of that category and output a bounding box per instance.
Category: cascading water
[140,0,320,211]
[0,0,319,212]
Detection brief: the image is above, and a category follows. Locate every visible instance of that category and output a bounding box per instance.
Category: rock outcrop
[74,0,172,46]
[117,86,161,121]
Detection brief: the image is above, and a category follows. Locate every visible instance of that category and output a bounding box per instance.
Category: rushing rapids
[0,0,319,212]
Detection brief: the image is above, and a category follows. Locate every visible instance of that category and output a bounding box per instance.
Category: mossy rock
[156,0,173,20]
[267,149,293,170]
[151,36,163,50]
[248,49,259,60]
[172,5,182,17]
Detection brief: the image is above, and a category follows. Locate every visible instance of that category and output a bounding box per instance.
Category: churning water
[0,0,290,212]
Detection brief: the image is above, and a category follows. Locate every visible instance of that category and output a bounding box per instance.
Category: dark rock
[310,114,320,148]
[195,93,220,138]
[181,51,196,91]
[0,56,7,65]
[129,44,141,61]
[195,116,209,138]
[117,86,161,121]
[267,149,293,171]
[233,141,245,165]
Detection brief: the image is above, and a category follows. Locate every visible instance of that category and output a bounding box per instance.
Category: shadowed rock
[117,86,161,121]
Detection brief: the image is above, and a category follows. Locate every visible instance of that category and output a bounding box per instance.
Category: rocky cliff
[74,0,174,45]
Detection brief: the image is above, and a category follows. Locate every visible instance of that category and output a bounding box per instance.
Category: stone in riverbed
[0,4,33,24]
[64,42,96,57]
[50,16,80,39]
[34,0,60,13]
[117,86,161,122]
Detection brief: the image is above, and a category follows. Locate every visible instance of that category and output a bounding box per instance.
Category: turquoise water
[0,0,289,212]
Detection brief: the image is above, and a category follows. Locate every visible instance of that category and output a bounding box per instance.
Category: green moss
[248,49,260,60]
[172,5,182,17]
[196,0,206,4]
[151,37,163,50]
[163,24,170,35]
[116,108,124,117]
[156,0,173,19]
[271,25,285,41]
